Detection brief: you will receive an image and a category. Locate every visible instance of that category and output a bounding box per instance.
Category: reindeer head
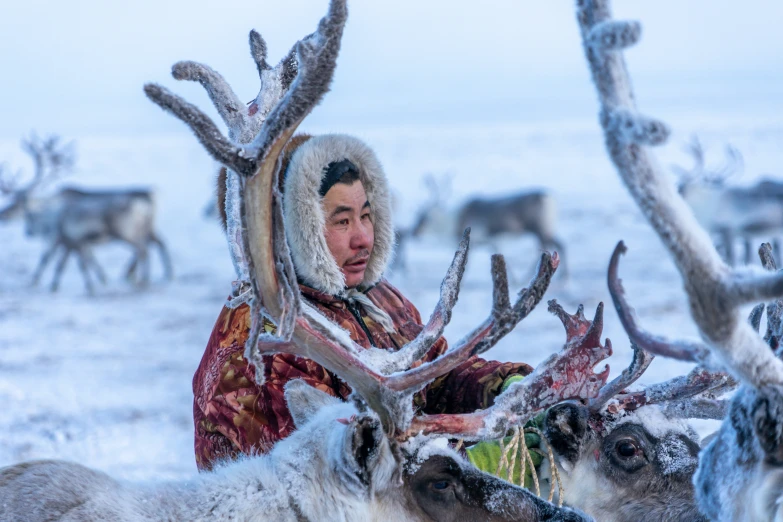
[544,401,705,522]
[533,242,737,522]
[283,380,594,522]
[0,134,74,222]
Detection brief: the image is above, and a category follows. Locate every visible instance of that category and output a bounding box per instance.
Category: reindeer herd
[1,0,783,521]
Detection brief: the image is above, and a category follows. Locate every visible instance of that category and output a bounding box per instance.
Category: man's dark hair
[319,159,360,197]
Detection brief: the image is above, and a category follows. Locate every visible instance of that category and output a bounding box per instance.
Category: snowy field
[0,110,781,481]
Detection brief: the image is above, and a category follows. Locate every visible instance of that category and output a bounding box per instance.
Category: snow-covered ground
[0,112,781,481]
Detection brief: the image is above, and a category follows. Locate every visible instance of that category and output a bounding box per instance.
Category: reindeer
[0,2,618,520]
[456,190,568,279]
[0,135,173,294]
[391,172,452,273]
[675,136,783,265]
[575,1,783,519]
[539,244,738,522]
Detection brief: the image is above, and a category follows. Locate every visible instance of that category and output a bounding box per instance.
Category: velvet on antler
[576,0,783,387]
[146,0,614,445]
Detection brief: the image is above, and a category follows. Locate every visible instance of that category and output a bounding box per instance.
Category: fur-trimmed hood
[282,134,394,296]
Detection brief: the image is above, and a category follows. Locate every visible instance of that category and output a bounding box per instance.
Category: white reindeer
[1,1,612,520]
[574,1,783,520]
[674,136,783,265]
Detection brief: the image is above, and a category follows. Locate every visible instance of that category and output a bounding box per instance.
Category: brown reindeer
[456,191,566,271]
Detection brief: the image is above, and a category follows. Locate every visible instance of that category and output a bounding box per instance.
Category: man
[193,134,532,470]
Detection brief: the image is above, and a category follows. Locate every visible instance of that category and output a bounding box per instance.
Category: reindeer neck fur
[183,400,399,522]
[0,398,400,522]
[696,384,783,522]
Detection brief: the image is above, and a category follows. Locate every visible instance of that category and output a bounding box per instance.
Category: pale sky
[1,0,781,137]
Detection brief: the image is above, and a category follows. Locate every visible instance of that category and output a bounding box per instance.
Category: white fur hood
[283,134,394,296]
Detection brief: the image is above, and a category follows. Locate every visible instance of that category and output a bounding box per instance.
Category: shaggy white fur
[283,134,395,296]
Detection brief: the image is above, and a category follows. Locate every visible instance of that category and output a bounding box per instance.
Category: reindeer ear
[284,379,342,428]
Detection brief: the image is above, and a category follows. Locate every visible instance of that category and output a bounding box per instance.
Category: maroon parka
[192,280,532,471]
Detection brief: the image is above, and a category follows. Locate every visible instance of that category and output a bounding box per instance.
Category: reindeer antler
[576,0,783,388]
[407,300,611,440]
[146,0,612,442]
[592,240,738,420]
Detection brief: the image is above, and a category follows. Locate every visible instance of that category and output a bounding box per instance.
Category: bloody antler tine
[407,302,612,440]
[548,300,589,340]
[583,302,604,348]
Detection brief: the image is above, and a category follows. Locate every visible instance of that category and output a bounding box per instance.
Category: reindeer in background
[0,2,614,519]
[392,179,568,279]
[575,1,783,519]
[0,134,172,294]
[456,190,567,278]
[675,136,783,265]
[391,172,452,273]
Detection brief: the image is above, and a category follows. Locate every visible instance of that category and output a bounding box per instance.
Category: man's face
[322,180,374,289]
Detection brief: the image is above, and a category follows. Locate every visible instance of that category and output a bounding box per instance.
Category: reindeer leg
[83,248,107,285]
[50,246,73,293]
[134,245,150,289]
[150,232,173,280]
[31,240,62,287]
[75,247,95,296]
[124,253,139,283]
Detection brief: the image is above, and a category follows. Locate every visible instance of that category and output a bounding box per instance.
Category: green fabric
[466,432,543,487]
[466,375,546,488]
[501,374,525,393]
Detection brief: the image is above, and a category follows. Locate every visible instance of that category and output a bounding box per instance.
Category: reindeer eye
[432,480,451,490]
[616,440,639,458]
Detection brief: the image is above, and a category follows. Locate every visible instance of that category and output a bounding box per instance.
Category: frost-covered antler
[146,0,611,441]
[672,136,743,189]
[576,0,783,388]
[576,3,783,518]
[592,241,737,419]
[168,21,305,289]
